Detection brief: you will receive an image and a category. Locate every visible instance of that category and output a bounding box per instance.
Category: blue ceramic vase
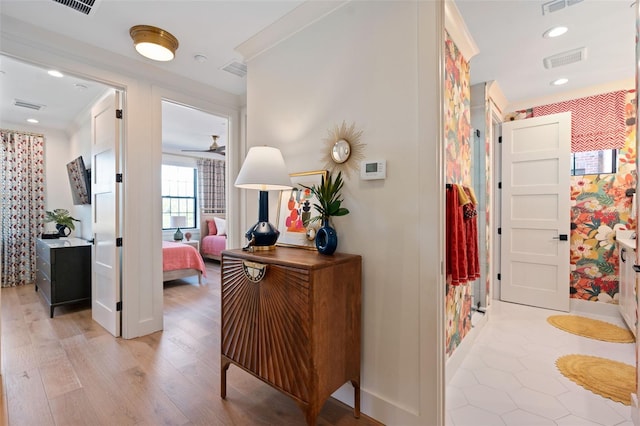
[315,218,338,255]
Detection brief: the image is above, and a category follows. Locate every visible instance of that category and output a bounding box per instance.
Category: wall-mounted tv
[66,156,91,205]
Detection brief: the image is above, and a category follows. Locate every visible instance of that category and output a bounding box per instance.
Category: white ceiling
[0,0,636,143]
[456,0,635,103]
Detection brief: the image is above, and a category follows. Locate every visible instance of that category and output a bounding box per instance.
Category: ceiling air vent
[543,47,587,69]
[221,61,247,78]
[51,0,97,15]
[14,99,45,111]
[542,0,583,15]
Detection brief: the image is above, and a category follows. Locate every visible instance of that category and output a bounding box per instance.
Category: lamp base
[244,221,279,249]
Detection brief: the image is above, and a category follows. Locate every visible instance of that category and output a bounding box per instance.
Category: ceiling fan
[182,135,226,155]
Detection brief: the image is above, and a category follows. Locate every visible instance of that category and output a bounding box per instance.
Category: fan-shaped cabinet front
[221,256,311,400]
[220,247,362,426]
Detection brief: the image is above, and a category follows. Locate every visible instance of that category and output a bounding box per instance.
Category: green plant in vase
[44,209,80,237]
[302,171,349,254]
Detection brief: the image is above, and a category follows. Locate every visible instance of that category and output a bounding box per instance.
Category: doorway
[159,99,230,306]
[0,55,123,332]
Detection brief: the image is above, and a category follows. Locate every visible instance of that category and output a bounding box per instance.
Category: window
[162,165,197,229]
[571,149,618,176]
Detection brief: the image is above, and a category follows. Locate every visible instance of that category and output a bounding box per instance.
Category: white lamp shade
[170,215,187,228]
[234,146,292,190]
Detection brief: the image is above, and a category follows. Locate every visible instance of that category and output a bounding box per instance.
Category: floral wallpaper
[570,91,637,303]
[444,31,472,357]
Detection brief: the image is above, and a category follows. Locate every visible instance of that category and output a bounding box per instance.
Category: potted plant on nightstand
[302,171,350,255]
[44,209,80,237]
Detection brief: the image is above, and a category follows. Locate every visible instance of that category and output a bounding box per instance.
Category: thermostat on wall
[360,160,386,180]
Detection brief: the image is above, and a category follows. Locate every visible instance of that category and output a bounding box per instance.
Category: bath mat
[556,354,635,405]
[547,315,634,343]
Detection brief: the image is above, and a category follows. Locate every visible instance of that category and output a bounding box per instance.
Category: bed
[162,241,206,283]
[200,213,227,261]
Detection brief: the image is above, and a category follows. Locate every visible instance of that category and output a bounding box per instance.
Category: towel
[446,184,468,285]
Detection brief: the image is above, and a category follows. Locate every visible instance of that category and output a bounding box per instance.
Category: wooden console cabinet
[220,247,361,425]
[36,237,91,318]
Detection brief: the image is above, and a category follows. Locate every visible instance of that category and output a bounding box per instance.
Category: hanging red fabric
[446,184,480,286]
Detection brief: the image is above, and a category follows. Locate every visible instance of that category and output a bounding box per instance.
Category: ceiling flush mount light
[129,25,179,62]
[552,78,569,86]
[543,26,568,38]
[48,70,64,78]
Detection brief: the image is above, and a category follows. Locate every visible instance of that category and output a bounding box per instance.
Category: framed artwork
[276,170,328,249]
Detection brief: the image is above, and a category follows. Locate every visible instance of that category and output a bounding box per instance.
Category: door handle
[552,234,568,241]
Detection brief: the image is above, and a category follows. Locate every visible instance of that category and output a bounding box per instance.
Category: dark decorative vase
[56,224,71,237]
[315,218,338,255]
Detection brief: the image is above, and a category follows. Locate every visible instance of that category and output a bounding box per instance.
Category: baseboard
[445,306,490,385]
[332,384,422,425]
[0,374,7,426]
[631,393,639,425]
[570,298,621,319]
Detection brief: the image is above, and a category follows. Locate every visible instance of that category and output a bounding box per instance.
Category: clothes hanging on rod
[446,183,480,286]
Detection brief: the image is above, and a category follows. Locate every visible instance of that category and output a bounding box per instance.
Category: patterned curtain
[0,130,45,287]
[532,90,627,153]
[196,158,225,214]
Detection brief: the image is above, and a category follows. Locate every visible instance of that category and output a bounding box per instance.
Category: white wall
[243,2,444,424]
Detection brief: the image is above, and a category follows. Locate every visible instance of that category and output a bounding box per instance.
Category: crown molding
[444,0,479,61]
[235,1,349,62]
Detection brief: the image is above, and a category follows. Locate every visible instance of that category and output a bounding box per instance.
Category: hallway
[446,301,635,426]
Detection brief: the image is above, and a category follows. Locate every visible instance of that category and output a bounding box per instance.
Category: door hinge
[498,182,502,189]
[116,237,123,247]
[498,227,501,235]
[498,136,502,144]
[116,301,122,311]
[116,109,123,119]
[116,173,123,182]
[497,273,501,280]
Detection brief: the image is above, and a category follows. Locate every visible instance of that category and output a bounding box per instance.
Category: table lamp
[170,215,187,241]
[234,146,292,250]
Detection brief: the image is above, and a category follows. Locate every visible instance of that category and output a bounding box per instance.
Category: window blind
[532,90,627,153]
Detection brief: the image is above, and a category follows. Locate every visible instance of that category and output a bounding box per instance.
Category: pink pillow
[206,219,217,236]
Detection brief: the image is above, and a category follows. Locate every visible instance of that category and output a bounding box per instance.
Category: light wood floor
[1,261,381,426]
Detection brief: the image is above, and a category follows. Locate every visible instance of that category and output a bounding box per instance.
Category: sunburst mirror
[321,121,365,178]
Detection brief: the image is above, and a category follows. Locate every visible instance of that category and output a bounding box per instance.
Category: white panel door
[91,90,122,336]
[501,112,571,312]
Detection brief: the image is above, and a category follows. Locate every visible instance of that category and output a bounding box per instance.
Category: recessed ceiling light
[552,78,569,86]
[48,70,64,78]
[543,26,568,38]
[27,118,39,124]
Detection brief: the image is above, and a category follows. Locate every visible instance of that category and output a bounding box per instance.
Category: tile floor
[446,300,636,426]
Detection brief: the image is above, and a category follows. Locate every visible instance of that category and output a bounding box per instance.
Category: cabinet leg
[221,356,231,399]
[351,379,361,418]
[50,306,54,318]
[304,405,319,426]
